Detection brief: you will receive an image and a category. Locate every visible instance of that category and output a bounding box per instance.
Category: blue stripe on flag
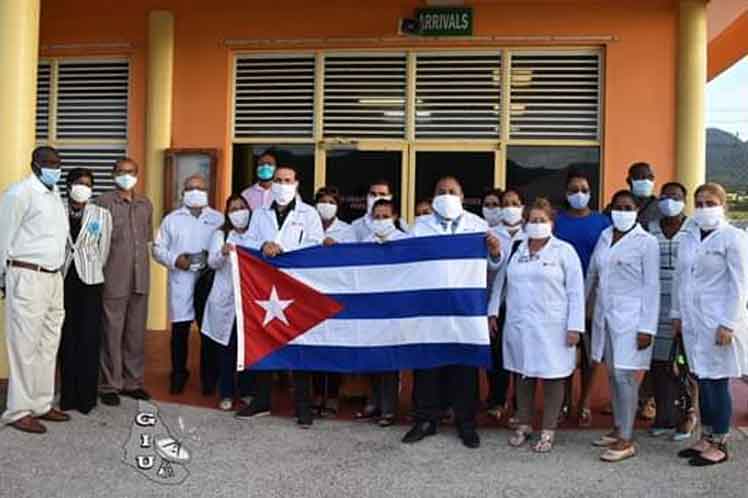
[329,288,486,319]
[237,232,487,269]
[249,343,492,372]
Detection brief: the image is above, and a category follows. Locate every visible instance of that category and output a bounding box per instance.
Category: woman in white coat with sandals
[494,198,585,453]
[672,183,748,467]
[587,190,660,463]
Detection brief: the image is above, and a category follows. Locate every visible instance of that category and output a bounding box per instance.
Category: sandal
[509,425,532,447]
[678,435,712,458]
[378,415,396,427]
[532,430,555,453]
[578,407,592,428]
[689,442,729,466]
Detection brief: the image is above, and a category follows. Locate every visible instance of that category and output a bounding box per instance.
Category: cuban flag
[230,233,491,372]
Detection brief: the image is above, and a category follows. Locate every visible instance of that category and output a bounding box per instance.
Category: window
[35,58,130,198]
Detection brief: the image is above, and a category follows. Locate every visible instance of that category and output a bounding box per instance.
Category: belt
[8,260,59,274]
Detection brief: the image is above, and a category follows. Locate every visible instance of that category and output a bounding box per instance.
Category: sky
[706,55,748,140]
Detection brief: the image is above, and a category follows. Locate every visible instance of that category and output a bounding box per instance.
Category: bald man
[153,175,224,395]
[95,158,154,406]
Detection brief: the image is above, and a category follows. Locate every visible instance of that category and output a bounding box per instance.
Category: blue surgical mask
[39,167,61,187]
[567,192,590,210]
[256,163,275,181]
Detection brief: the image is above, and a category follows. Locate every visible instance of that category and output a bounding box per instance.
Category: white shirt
[202,229,253,346]
[152,205,225,322]
[672,220,748,379]
[324,218,356,243]
[246,198,324,252]
[587,224,660,370]
[499,237,585,378]
[351,215,373,242]
[0,174,68,283]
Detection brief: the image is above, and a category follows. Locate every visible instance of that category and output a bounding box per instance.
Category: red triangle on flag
[235,249,344,368]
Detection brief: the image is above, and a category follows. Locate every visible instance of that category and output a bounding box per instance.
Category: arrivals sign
[415,8,473,36]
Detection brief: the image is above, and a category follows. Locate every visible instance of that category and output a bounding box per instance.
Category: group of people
[1,146,746,468]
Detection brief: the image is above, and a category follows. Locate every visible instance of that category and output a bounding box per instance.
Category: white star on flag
[255,286,294,327]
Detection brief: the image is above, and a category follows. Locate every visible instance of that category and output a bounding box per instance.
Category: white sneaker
[219,398,233,411]
[155,436,191,464]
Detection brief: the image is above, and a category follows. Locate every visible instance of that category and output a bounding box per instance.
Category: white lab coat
[487,224,526,315]
[152,206,224,322]
[671,220,748,379]
[201,229,253,346]
[352,215,372,242]
[587,224,660,370]
[324,218,356,243]
[362,227,410,243]
[498,237,585,379]
[246,197,324,252]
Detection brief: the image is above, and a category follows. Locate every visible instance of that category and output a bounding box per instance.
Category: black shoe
[297,412,313,429]
[170,372,190,395]
[459,429,481,449]
[402,421,437,444]
[121,388,151,400]
[236,402,270,419]
[100,393,120,406]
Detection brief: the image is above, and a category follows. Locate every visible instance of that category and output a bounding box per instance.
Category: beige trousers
[99,293,148,393]
[2,267,64,423]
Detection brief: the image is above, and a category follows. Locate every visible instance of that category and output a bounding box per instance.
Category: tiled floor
[144,328,748,430]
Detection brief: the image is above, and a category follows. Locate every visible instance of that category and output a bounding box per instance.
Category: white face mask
[114,174,137,191]
[271,182,297,206]
[228,209,250,230]
[693,206,724,230]
[611,210,638,232]
[371,218,395,238]
[567,192,590,210]
[69,184,92,203]
[316,202,338,221]
[482,207,502,227]
[367,193,392,215]
[183,189,208,208]
[432,194,463,220]
[631,179,655,198]
[658,198,684,218]
[525,222,552,240]
[502,206,524,226]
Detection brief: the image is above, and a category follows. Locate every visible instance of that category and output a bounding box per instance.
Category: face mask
[316,202,338,221]
[482,207,502,227]
[183,189,208,208]
[631,179,655,198]
[39,167,61,187]
[228,209,250,229]
[502,206,524,226]
[271,182,297,206]
[658,198,684,218]
[432,194,463,220]
[371,218,395,237]
[693,206,724,230]
[69,184,92,203]
[567,192,590,210]
[256,163,275,182]
[115,174,138,191]
[525,222,552,240]
[367,194,392,215]
[611,210,638,232]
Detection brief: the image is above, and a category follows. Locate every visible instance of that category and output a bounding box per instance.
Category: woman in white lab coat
[497,198,585,453]
[587,190,660,463]
[671,183,748,466]
[202,194,254,411]
[316,186,355,245]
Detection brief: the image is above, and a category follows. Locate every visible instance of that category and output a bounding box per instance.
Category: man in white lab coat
[153,175,224,395]
[401,176,502,449]
[351,179,394,241]
[237,165,324,427]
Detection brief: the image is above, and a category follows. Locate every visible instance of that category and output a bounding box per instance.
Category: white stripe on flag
[288,316,490,348]
[280,258,487,295]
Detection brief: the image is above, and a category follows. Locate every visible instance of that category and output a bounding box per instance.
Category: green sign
[415,8,473,37]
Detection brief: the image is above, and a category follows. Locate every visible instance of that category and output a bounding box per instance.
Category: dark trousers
[372,372,399,416]
[170,320,220,392]
[312,373,340,400]
[253,370,312,417]
[413,365,479,430]
[699,377,732,436]
[59,267,102,414]
[487,333,511,407]
[651,361,680,429]
[217,324,256,399]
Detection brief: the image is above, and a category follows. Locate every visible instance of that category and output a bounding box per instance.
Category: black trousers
[486,331,511,407]
[170,320,220,392]
[59,267,102,414]
[312,373,340,399]
[413,365,479,431]
[253,370,312,417]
